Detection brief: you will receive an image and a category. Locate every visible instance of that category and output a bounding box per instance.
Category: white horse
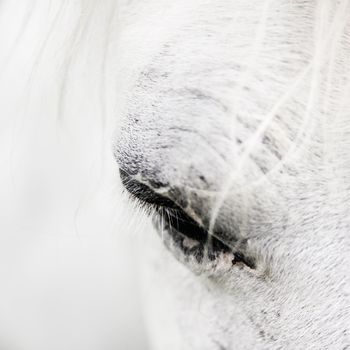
[1,1,349,349]
[114,0,350,349]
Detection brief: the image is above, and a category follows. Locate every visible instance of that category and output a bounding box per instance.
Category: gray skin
[114,1,350,349]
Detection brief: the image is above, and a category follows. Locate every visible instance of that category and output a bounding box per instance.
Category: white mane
[0,2,147,349]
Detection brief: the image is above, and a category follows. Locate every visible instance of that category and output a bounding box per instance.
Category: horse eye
[119,169,256,271]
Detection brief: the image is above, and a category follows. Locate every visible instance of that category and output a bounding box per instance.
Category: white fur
[115,1,350,349]
[1,1,349,350]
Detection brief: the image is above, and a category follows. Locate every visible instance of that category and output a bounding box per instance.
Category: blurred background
[0,1,150,349]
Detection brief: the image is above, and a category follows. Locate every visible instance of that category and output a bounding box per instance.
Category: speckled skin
[114,1,350,349]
